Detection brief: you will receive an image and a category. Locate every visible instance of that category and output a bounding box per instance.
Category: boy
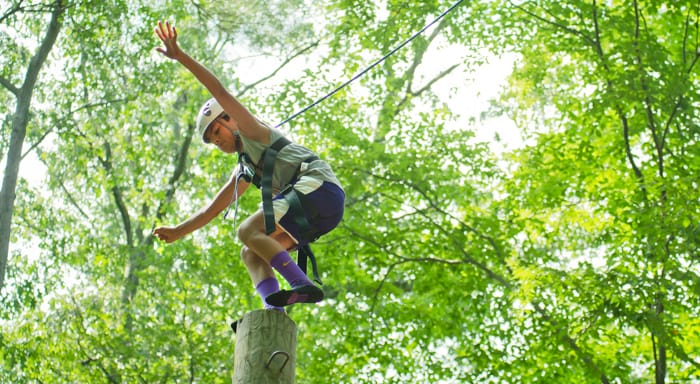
[152,21,344,313]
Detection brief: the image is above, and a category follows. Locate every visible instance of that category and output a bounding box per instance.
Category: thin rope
[275,0,465,128]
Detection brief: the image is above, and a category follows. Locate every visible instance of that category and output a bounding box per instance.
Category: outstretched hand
[154,20,181,60]
[153,226,184,243]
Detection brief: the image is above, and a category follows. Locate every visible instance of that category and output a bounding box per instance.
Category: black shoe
[265,285,324,307]
[230,319,240,333]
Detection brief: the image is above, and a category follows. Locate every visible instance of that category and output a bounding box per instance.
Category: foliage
[0,0,698,383]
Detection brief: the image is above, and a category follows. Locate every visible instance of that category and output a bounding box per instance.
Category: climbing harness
[224,134,323,283]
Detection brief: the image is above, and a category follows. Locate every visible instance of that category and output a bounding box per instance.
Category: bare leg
[240,245,275,286]
[238,209,322,306]
[237,209,295,263]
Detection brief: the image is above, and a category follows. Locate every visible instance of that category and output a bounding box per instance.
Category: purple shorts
[273,178,345,244]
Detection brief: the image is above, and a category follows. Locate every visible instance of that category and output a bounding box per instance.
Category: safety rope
[275,0,465,128]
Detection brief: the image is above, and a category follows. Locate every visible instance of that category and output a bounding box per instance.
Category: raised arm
[155,21,269,143]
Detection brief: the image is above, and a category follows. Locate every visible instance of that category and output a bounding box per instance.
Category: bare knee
[240,246,249,261]
[237,211,288,262]
[240,246,258,266]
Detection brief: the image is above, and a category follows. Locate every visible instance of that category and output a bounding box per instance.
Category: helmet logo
[203,107,212,116]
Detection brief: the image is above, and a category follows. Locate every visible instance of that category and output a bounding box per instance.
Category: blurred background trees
[1,1,698,383]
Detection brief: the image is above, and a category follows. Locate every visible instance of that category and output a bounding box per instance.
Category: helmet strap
[233,131,243,153]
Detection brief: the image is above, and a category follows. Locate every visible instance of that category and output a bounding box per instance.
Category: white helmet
[196,98,224,142]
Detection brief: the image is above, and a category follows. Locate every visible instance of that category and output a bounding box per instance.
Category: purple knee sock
[255,277,284,311]
[270,251,312,288]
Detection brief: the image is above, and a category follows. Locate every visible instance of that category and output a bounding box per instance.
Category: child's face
[204,118,238,153]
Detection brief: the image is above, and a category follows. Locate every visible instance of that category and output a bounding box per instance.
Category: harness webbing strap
[261,137,291,235]
[282,187,315,242]
[298,245,322,285]
[283,188,323,285]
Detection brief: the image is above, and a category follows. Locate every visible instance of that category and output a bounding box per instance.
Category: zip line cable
[275,0,465,128]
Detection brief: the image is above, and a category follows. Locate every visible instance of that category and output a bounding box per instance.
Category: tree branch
[347,167,511,289]
[0,76,19,96]
[620,111,648,198]
[632,0,665,180]
[89,134,135,251]
[403,17,448,93]
[56,172,90,220]
[70,297,121,384]
[395,63,460,115]
[238,41,319,96]
[341,224,474,314]
[662,3,700,162]
[590,0,648,200]
[508,0,597,48]
[20,97,132,159]
[152,111,195,228]
[531,300,611,384]
[412,64,460,97]
[39,127,96,224]
[359,167,506,262]
[0,0,23,24]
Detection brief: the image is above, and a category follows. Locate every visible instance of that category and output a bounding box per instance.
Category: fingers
[153,227,170,242]
[154,20,179,59]
[155,21,164,40]
[154,20,175,40]
[153,226,184,243]
[155,233,173,243]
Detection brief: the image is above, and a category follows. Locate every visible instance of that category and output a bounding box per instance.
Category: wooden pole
[232,310,297,384]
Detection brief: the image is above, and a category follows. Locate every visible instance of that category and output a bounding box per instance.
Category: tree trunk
[0,1,63,291]
[233,310,297,384]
